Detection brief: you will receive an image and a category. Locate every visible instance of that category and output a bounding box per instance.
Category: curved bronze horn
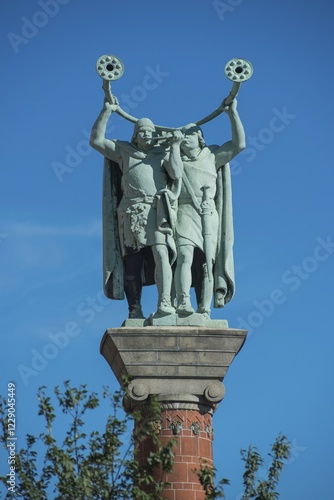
[96,53,143,123]
[195,58,253,126]
[95,54,253,130]
[223,58,253,105]
[96,54,125,105]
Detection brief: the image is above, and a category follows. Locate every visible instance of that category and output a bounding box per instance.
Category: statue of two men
[90,97,245,320]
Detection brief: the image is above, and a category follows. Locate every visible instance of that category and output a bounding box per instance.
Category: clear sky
[1,0,334,498]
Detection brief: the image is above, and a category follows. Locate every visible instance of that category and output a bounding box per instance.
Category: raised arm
[214,99,246,166]
[90,100,119,160]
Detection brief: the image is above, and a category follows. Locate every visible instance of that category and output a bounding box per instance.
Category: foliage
[240,434,291,500]
[197,434,291,500]
[0,382,290,500]
[197,461,230,499]
[0,381,175,500]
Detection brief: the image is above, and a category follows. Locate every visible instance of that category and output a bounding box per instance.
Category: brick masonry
[135,407,213,500]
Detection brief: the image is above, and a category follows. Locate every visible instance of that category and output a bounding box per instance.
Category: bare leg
[124,252,145,319]
[175,244,195,315]
[151,244,175,315]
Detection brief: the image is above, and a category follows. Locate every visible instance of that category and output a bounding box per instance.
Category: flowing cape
[102,158,125,299]
[213,161,235,306]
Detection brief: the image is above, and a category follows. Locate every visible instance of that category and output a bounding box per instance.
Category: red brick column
[101,327,247,498]
[135,403,214,500]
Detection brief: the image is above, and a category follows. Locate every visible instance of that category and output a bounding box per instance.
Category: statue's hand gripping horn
[95,55,253,131]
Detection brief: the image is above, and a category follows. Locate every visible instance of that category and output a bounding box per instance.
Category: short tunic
[176,147,219,254]
[112,141,171,256]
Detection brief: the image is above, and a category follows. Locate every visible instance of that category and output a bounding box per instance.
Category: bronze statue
[90,55,252,322]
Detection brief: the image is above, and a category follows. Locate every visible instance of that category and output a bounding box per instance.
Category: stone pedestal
[100,326,247,499]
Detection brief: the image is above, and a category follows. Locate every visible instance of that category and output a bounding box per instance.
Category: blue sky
[1,0,334,498]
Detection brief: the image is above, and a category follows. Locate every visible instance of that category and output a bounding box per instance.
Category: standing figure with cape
[174,99,246,318]
[90,99,184,319]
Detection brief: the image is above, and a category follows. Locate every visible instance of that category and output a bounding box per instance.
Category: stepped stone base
[100,326,247,410]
